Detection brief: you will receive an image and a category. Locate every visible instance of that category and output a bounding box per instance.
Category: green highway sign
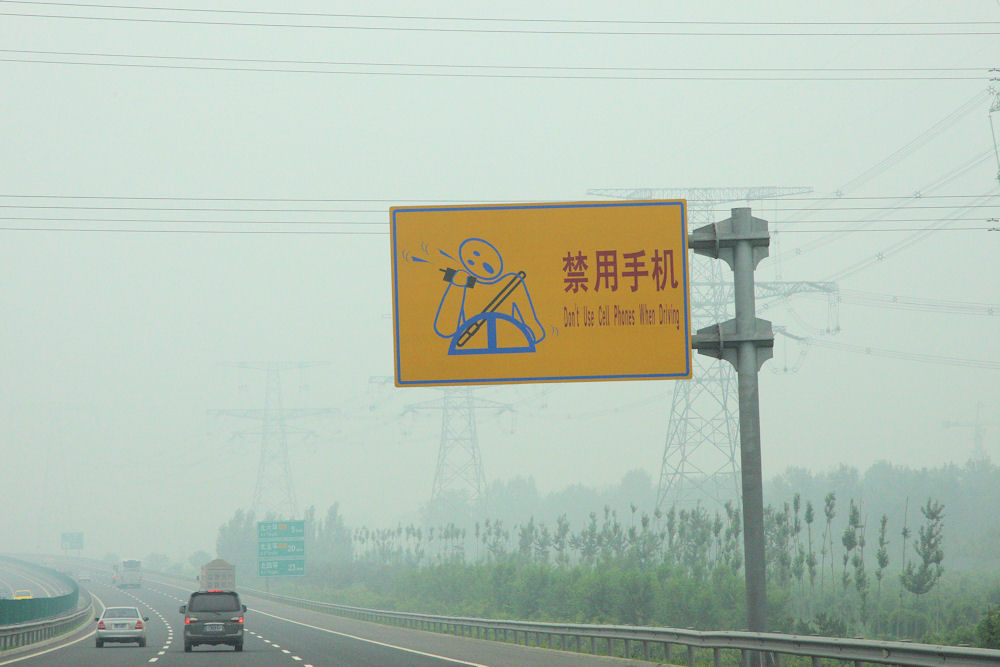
[61,532,84,550]
[258,559,305,577]
[258,539,305,558]
[257,520,307,577]
[257,520,305,539]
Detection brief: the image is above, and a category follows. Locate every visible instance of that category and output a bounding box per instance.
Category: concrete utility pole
[689,208,774,637]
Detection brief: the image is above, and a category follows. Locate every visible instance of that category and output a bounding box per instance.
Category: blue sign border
[391,200,690,385]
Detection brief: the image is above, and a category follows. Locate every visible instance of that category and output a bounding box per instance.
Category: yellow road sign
[391,200,690,386]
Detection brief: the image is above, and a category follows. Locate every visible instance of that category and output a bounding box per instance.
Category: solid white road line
[250,608,489,667]
[143,576,488,666]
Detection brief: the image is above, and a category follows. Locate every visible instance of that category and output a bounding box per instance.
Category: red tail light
[237,616,244,624]
[184,617,191,624]
[135,620,143,630]
[97,621,105,630]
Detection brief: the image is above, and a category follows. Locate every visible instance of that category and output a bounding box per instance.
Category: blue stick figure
[433,238,545,355]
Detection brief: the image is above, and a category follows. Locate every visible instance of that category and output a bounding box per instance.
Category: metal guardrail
[0,602,92,651]
[0,556,80,626]
[0,555,92,652]
[241,586,1000,667]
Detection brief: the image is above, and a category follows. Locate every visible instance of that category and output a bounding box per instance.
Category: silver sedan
[95,606,148,647]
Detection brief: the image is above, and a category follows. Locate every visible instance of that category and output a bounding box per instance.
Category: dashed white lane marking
[143,580,325,666]
[120,587,172,656]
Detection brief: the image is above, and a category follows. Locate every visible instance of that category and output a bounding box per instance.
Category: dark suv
[179,590,246,652]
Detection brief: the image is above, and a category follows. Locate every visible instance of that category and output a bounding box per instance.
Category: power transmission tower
[588,187,825,514]
[402,388,512,521]
[944,402,999,460]
[211,362,335,520]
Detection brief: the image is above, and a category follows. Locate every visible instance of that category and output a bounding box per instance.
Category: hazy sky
[1,1,998,561]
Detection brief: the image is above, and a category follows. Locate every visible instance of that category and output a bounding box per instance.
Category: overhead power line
[1,49,987,78]
[775,150,997,264]
[769,90,994,264]
[775,330,1000,370]
[772,217,995,224]
[837,91,993,194]
[1,222,995,235]
[823,189,1000,282]
[821,289,1000,316]
[777,226,994,233]
[710,204,1000,212]
[0,217,387,224]
[2,202,996,213]
[1,54,987,81]
[3,215,992,226]
[0,193,993,203]
[778,194,998,201]
[803,338,1000,370]
[0,194,515,203]
[0,226,386,235]
[2,10,998,36]
[1,191,997,235]
[8,2,1000,27]
[0,205,386,212]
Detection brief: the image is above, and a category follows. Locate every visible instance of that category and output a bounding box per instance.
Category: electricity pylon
[402,387,513,520]
[211,362,335,520]
[589,187,829,513]
[944,402,999,460]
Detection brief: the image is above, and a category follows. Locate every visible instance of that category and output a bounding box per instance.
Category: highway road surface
[0,561,71,600]
[2,573,654,666]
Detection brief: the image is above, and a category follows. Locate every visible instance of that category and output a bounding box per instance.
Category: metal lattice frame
[250,367,298,519]
[657,204,742,512]
[431,388,487,511]
[212,363,334,520]
[588,187,813,514]
[404,388,512,518]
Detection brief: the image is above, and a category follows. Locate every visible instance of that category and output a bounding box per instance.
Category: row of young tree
[218,490,996,643]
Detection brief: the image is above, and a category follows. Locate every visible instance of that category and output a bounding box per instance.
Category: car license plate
[113,623,127,629]
[205,623,224,632]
